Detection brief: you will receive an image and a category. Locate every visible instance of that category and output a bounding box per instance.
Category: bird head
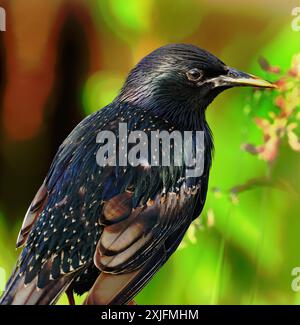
[118,44,276,123]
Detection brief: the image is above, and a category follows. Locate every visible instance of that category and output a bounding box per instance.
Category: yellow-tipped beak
[222,68,277,89]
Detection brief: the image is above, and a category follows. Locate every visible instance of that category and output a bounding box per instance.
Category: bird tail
[0,264,76,305]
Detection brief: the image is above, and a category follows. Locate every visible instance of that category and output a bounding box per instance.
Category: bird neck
[115,97,214,160]
[116,95,211,132]
[149,100,209,131]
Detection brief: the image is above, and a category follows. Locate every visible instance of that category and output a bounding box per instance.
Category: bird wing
[16,183,48,248]
[85,179,206,305]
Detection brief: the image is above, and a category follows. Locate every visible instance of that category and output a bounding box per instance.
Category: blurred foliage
[1,0,300,305]
[243,54,300,162]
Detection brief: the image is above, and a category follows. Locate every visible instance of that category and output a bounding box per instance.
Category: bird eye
[186,68,203,82]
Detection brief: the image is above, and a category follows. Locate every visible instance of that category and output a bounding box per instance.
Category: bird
[0,44,276,305]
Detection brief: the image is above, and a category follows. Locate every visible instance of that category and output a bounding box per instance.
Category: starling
[0,44,275,305]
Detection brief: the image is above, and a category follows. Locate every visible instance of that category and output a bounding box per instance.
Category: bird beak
[219,67,277,89]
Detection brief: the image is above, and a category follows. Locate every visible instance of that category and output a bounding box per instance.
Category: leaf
[275,96,285,110]
[258,56,271,72]
[254,117,270,129]
[259,138,279,162]
[241,143,262,155]
[287,123,300,152]
[289,54,300,78]
[258,56,280,74]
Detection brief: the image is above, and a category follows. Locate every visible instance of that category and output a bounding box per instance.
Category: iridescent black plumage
[0,44,274,305]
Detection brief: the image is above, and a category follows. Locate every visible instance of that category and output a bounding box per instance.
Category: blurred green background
[0,0,300,305]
